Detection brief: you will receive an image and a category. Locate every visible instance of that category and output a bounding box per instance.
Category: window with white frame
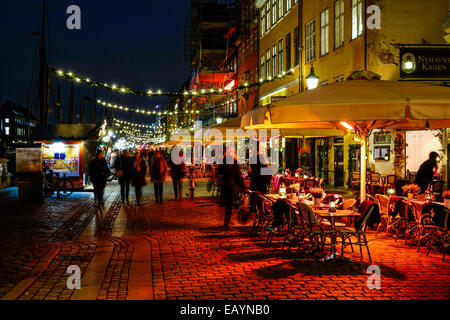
[261,5,266,35]
[272,0,276,26]
[286,0,291,11]
[335,0,344,49]
[266,49,271,79]
[278,0,283,20]
[285,32,291,70]
[320,9,329,56]
[278,39,283,74]
[272,44,277,78]
[266,2,271,30]
[351,0,363,39]
[305,19,316,63]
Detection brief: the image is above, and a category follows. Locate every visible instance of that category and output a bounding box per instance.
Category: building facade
[250,0,449,186]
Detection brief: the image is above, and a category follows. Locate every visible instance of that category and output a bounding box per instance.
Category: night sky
[0,0,191,125]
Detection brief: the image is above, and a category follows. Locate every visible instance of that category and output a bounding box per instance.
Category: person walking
[249,152,271,212]
[218,151,246,228]
[89,149,110,207]
[132,150,147,205]
[414,151,440,193]
[114,150,134,204]
[150,149,168,203]
[170,150,186,200]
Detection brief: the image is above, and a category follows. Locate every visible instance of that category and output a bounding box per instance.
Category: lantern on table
[329,198,336,213]
[387,187,395,197]
[279,183,287,198]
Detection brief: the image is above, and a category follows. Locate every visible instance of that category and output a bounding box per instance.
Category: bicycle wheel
[59,179,74,197]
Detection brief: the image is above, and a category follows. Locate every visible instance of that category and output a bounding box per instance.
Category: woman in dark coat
[218,155,246,228]
[150,150,168,203]
[113,150,134,204]
[132,150,147,205]
[89,149,110,206]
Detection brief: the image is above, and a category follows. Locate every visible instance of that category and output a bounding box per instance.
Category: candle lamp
[329,200,336,213]
[387,188,395,197]
[279,184,287,198]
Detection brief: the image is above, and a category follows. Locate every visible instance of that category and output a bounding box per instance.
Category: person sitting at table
[414,151,439,194]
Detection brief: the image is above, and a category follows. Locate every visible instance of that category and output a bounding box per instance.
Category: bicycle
[43,170,74,197]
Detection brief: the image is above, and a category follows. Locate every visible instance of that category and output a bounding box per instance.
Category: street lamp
[216,116,223,124]
[306,65,319,90]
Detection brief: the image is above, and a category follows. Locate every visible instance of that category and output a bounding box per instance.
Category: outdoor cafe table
[314,209,361,262]
[405,198,447,222]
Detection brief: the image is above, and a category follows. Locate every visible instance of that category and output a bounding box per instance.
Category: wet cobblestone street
[0,179,449,300]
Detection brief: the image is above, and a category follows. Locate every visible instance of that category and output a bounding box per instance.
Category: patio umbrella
[241,72,450,200]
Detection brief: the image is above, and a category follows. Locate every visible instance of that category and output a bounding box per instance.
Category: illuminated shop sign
[400,46,450,79]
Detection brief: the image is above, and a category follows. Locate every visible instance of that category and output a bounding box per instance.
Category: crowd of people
[89,148,179,207]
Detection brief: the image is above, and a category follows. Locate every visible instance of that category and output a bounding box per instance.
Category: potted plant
[443,190,450,208]
[402,184,421,199]
[309,187,324,207]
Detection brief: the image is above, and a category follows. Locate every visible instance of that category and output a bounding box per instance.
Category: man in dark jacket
[414,151,439,193]
[113,150,134,204]
[218,151,247,228]
[89,149,110,206]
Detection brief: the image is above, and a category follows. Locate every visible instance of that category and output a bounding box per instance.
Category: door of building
[334,145,344,186]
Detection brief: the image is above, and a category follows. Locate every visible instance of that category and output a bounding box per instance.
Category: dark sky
[0,0,191,125]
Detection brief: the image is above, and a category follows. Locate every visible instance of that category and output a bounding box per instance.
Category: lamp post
[306,65,319,90]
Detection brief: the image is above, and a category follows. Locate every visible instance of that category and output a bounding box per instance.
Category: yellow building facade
[252,0,449,187]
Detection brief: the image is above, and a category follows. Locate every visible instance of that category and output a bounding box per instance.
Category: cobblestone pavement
[0,178,449,300]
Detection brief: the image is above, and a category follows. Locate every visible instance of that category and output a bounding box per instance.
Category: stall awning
[242,79,450,130]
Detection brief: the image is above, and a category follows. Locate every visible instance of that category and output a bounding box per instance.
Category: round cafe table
[314,209,360,262]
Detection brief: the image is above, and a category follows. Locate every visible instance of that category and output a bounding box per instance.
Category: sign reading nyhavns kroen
[400,46,450,79]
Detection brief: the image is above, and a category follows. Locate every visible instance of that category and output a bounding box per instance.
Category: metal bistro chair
[394,199,418,245]
[426,208,449,261]
[337,200,376,262]
[265,198,295,246]
[296,202,335,254]
[304,178,317,192]
[375,194,391,234]
[351,172,360,192]
[430,180,445,202]
[252,192,274,237]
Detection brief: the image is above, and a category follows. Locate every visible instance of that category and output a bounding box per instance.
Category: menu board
[16,148,43,173]
[42,143,80,177]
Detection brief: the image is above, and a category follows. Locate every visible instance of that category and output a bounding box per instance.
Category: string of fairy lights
[51,66,295,96]
[52,64,295,145]
[95,98,200,116]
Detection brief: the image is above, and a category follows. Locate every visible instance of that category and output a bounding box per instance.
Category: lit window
[272,0,276,27]
[266,2,270,30]
[272,44,277,77]
[5,118,9,123]
[266,49,271,79]
[305,19,316,63]
[335,0,344,49]
[278,0,283,20]
[278,39,283,74]
[261,6,266,35]
[286,0,291,11]
[351,0,363,39]
[5,127,9,135]
[320,9,329,56]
